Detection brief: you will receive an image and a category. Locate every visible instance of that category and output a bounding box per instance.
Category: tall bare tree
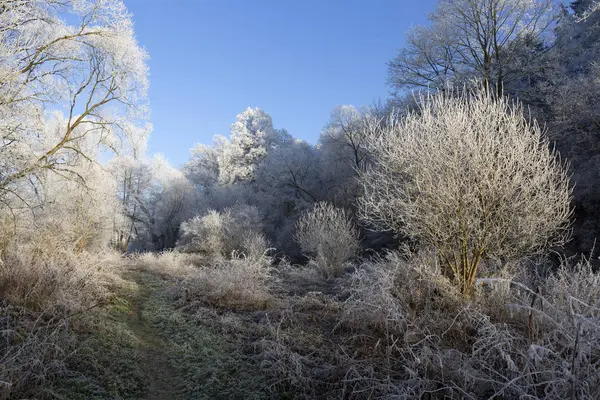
[388,0,558,96]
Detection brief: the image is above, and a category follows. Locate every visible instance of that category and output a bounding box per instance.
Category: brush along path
[122,267,269,400]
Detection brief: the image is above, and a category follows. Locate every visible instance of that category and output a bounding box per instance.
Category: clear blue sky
[123,0,437,166]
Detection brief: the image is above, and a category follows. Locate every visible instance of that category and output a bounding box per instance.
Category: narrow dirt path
[124,270,183,400]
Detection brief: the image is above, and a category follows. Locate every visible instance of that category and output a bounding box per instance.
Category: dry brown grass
[133,235,277,312]
[0,240,125,399]
[181,251,277,311]
[254,249,600,399]
[3,222,595,399]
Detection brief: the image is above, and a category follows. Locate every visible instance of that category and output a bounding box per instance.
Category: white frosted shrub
[360,89,572,294]
[178,210,231,258]
[224,203,264,253]
[294,202,360,277]
[240,231,272,263]
[178,204,264,259]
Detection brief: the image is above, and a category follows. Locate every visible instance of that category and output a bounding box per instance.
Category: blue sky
[123,0,437,166]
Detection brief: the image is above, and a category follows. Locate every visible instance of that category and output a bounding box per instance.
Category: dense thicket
[165,3,598,267]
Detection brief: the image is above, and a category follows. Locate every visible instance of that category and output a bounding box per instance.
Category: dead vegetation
[2,228,598,399]
[0,240,133,399]
[106,232,598,400]
[247,250,599,399]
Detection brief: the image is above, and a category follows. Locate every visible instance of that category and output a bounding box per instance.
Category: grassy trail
[114,268,269,400]
[124,270,184,400]
[48,265,270,399]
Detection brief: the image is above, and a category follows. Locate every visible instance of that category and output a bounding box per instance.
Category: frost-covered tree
[184,142,221,191]
[251,139,323,254]
[109,154,198,251]
[359,90,572,294]
[0,0,149,210]
[320,106,371,172]
[108,155,153,252]
[255,139,321,206]
[387,22,460,91]
[28,162,123,253]
[554,0,600,77]
[217,107,291,185]
[574,0,600,19]
[318,105,377,208]
[388,0,558,95]
[106,124,151,252]
[136,155,198,250]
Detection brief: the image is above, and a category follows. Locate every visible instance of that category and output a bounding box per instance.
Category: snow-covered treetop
[186,107,291,187]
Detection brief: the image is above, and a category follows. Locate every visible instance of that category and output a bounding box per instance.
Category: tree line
[0,0,598,295]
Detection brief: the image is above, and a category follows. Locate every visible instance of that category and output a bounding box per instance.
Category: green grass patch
[133,270,270,400]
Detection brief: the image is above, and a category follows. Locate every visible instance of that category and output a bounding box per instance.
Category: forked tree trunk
[440,247,485,295]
